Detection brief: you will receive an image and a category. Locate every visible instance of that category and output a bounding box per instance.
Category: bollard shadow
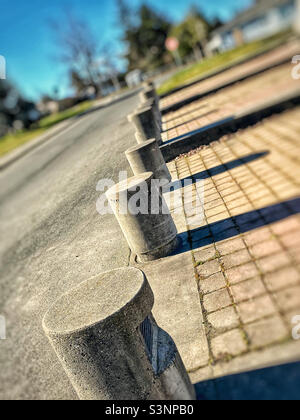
[164,151,269,193]
[195,361,300,400]
[161,116,235,146]
[171,197,300,255]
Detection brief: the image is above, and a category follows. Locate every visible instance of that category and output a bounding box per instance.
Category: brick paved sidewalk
[143,108,300,384]
[161,63,300,143]
[160,40,300,111]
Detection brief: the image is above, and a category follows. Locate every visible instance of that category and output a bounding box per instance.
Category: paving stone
[200,272,227,294]
[250,239,283,259]
[264,267,300,292]
[231,277,266,303]
[214,228,240,243]
[257,252,292,274]
[238,295,277,324]
[210,219,235,235]
[288,246,300,264]
[280,231,300,249]
[221,249,252,270]
[227,262,259,284]
[206,205,228,218]
[207,212,230,224]
[244,227,273,247]
[203,288,232,313]
[193,246,217,263]
[197,259,221,278]
[216,238,245,256]
[273,286,300,313]
[207,306,240,331]
[245,316,288,349]
[211,329,248,359]
[271,217,300,236]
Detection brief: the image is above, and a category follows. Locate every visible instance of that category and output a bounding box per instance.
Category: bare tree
[50,11,102,95]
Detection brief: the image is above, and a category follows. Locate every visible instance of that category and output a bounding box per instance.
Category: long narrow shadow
[164,151,269,193]
[195,361,300,400]
[161,116,235,146]
[172,197,300,255]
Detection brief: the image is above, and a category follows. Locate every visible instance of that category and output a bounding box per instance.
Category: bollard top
[125,139,156,155]
[43,267,154,337]
[138,98,154,108]
[106,172,153,199]
[133,105,153,116]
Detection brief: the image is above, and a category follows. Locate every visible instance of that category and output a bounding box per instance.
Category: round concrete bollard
[126,139,171,185]
[43,268,196,400]
[139,97,162,131]
[143,81,155,90]
[128,106,162,144]
[106,172,178,262]
[140,87,158,103]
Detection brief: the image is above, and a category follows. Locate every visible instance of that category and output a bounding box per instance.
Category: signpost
[165,37,182,67]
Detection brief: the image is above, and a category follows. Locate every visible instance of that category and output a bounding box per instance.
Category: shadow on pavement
[172,197,300,255]
[165,151,269,193]
[195,361,300,400]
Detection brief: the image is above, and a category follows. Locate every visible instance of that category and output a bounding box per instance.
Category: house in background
[206,0,297,54]
[125,70,144,88]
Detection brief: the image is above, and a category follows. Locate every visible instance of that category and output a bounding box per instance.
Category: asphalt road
[0,92,139,400]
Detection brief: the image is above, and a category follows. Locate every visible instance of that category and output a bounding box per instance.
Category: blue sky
[0,0,253,101]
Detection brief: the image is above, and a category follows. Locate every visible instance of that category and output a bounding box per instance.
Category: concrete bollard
[43,267,195,400]
[140,87,161,125]
[139,97,162,131]
[128,106,162,144]
[126,139,171,185]
[140,87,158,104]
[106,172,178,262]
[143,81,155,90]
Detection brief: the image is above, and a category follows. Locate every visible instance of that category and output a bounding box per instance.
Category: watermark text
[292,55,300,80]
[96,171,205,228]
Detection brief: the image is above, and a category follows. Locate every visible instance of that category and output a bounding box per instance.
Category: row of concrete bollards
[43,82,196,400]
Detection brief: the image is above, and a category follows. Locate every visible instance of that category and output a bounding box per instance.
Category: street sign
[165,37,179,52]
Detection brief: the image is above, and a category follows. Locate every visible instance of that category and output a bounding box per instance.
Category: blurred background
[0,0,298,154]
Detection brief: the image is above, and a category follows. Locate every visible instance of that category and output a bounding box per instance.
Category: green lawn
[158,31,292,96]
[0,99,95,158]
